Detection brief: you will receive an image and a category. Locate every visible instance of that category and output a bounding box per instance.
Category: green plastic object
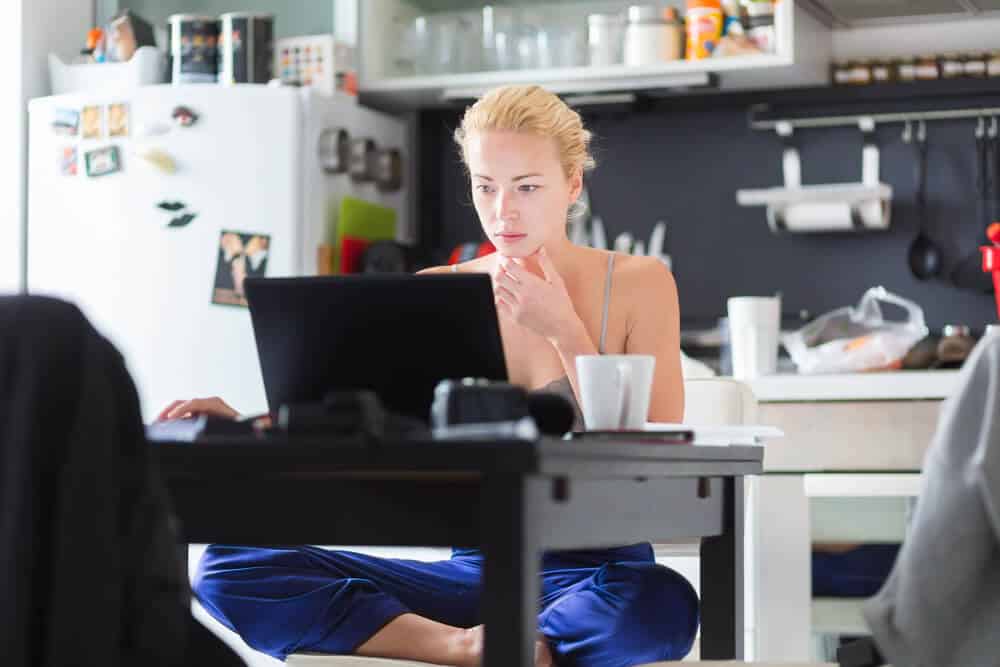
[332,196,397,273]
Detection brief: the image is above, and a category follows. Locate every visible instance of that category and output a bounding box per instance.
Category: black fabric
[0,296,244,667]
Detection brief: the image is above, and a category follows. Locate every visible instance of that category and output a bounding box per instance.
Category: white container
[48,46,163,95]
[727,296,781,379]
[624,5,681,67]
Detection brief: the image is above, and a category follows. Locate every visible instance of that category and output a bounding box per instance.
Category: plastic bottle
[686,0,724,60]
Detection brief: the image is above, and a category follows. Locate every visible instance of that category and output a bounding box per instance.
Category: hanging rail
[749,105,1000,131]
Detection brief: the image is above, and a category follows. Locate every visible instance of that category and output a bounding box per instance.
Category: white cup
[576,354,655,430]
[727,296,781,379]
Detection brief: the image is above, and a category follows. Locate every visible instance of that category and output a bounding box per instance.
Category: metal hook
[989,116,999,139]
[902,120,912,144]
[916,119,927,143]
[976,116,986,139]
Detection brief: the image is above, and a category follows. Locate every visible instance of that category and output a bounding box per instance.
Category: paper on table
[645,422,784,447]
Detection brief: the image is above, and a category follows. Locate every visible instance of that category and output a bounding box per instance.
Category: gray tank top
[454,253,615,430]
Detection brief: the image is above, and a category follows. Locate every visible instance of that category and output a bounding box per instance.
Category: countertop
[740,369,961,402]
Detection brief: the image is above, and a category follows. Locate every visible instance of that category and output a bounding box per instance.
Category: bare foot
[450,626,554,667]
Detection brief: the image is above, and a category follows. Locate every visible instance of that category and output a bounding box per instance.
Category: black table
[155,435,763,666]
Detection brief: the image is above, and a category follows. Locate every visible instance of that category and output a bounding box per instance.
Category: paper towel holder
[736,118,893,233]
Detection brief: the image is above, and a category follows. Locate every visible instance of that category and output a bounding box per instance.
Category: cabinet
[354,0,832,109]
[754,398,940,662]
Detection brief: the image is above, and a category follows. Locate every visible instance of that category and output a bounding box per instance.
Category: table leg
[700,476,745,659]
[481,473,542,667]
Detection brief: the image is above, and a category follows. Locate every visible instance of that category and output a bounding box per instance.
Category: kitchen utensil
[648,220,666,258]
[590,216,607,250]
[613,232,633,253]
[907,125,944,280]
[951,119,996,291]
[633,240,645,256]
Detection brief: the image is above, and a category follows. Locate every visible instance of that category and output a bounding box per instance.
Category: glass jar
[965,52,988,78]
[850,60,872,85]
[588,13,625,67]
[989,51,1000,78]
[831,61,852,86]
[897,57,917,82]
[870,59,893,84]
[915,54,940,80]
[939,52,965,79]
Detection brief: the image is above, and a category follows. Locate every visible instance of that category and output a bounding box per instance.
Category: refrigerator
[27,85,412,422]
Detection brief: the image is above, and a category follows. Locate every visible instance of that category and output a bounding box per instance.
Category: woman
[162,85,693,667]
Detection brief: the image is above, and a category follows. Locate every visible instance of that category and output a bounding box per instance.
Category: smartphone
[568,429,694,444]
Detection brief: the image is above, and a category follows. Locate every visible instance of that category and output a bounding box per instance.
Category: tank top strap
[598,253,615,354]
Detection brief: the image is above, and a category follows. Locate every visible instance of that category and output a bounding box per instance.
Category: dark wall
[416,91,999,333]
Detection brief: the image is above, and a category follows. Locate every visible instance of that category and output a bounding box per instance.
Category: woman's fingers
[162,397,239,421]
[494,284,518,304]
[156,400,185,422]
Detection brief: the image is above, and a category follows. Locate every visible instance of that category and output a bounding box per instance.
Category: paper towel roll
[768,199,889,233]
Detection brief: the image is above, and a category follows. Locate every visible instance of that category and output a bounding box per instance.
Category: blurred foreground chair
[0,295,245,667]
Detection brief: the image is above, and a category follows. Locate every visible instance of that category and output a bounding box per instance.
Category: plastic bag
[782,286,929,374]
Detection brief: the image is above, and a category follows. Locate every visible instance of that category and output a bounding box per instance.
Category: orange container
[686,0,724,60]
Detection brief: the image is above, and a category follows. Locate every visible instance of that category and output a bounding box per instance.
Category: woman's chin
[495,241,541,258]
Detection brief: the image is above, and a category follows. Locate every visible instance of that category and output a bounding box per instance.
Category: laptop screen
[244,274,508,423]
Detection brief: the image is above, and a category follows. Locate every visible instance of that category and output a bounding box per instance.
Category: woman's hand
[156,396,240,422]
[492,247,581,344]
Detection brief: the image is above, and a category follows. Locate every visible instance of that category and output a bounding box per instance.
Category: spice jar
[897,57,917,82]
[939,52,965,79]
[850,60,872,85]
[915,54,940,80]
[965,52,988,78]
[870,59,893,84]
[743,0,775,53]
[588,13,625,67]
[989,51,1000,78]
[831,61,852,86]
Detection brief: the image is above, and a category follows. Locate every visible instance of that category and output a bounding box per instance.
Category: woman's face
[465,130,581,257]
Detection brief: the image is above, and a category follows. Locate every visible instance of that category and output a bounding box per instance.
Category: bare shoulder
[613,254,678,306]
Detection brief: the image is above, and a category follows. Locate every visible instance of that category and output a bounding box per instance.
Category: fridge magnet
[136,121,171,138]
[59,146,78,176]
[52,108,80,136]
[167,212,197,228]
[81,105,103,139]
[108,103,129,137]
[211,230,270,307]
[84,145,122,177]
[171,106,199,127]
[138,147,177,174]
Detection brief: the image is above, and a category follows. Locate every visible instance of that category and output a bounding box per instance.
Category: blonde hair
[454,85,595,178]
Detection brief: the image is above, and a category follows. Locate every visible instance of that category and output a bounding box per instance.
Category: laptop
[243,274,509,424]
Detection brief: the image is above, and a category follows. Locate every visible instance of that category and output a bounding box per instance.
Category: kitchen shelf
[358,0,830,110]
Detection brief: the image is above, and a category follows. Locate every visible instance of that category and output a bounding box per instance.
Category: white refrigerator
[27,85,412,422]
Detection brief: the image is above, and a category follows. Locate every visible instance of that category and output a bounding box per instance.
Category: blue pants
[194,543,698,666]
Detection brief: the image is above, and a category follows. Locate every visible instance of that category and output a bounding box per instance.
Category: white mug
[727,296,781,379]
[575,354,655,430]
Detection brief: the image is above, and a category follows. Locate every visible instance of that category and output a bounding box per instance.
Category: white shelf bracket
[776,121,800,189]
[859,116,879,187]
